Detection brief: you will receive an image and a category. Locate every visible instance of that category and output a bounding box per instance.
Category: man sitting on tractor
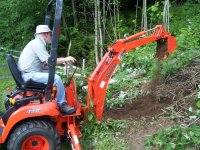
[18,25,76,114]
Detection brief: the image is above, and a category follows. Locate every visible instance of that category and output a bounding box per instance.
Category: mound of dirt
[105,56,200,120]
[156,57,200,101]
[105,95,171,120]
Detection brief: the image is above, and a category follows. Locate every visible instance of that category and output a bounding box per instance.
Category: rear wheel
[7,119,61,150]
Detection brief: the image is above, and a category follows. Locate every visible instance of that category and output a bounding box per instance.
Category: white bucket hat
[36,25,51,34]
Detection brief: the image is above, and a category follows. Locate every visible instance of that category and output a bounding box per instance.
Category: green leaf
[87,114,94,121]
[197,92,200,98]
[188,106,193,112]
[196,100,200,108]
[164,143,175,150]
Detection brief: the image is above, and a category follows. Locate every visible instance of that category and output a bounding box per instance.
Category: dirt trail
[126,117,175,150]
[104,56,200,149]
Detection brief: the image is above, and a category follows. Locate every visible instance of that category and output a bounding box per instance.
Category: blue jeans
[22,71,66,106]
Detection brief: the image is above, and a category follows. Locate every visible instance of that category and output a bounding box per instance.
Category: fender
[0,101,60,143]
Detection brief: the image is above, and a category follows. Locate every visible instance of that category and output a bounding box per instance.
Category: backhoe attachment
[108,25,176,59]
[156,35,176,59]
[87,25,177,121]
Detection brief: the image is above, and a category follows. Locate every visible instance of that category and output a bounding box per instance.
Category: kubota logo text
[26,109,40,114]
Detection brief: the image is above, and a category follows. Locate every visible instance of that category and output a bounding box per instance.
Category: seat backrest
[6,55,25,88]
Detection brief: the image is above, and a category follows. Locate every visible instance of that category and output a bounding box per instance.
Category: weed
[145,125,200,150]
[80,117,128,150]
[0,79,15,112]
[106,76,147,108]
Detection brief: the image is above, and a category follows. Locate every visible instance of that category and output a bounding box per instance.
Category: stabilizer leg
[68,124,82,150]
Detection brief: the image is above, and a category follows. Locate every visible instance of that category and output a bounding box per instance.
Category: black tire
[7,119,61,150]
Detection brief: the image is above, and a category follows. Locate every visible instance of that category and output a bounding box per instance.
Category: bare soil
[126,117,175,150]
[104,56,200,149]
[105,95,171,120]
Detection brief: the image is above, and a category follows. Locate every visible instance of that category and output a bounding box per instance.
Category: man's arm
[42,56,76,69]
[57,56,76,65]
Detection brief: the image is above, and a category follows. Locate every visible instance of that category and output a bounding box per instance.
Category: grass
[79,119,128,150]
[0,55,14,112]
[0,79,15,112]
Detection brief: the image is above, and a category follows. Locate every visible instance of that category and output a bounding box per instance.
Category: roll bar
[44,0,63,101]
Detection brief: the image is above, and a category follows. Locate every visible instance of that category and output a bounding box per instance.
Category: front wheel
[7,119,61,150]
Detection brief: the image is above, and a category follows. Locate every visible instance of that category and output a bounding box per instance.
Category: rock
[126,72,145,78]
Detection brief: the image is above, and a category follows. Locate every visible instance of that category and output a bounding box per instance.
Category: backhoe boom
[86,25,176,121]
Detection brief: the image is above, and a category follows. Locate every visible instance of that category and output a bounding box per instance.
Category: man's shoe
[60,104,76,114]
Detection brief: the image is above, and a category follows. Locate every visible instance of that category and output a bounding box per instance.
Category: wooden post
[82,59,86,77]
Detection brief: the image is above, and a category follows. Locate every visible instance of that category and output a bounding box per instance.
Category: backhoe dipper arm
[86,25,176,121]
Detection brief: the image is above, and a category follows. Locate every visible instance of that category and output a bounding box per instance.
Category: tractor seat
[6,55,46,90]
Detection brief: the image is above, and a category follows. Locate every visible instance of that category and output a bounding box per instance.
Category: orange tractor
[0,0,176,149]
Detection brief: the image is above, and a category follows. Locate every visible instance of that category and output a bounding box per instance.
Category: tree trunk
[116,0,120,38]
[163,0,170,31]
[113,1,117,40]
[72,0,77,26]
[141,0,147,30]
[94,0,99,65]
[97,0,103,58]
[102,0,106,48]
[62,14,71,56]
[134,0,139,33]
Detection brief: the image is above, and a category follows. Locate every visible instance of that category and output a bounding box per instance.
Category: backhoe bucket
[156,35,176,59]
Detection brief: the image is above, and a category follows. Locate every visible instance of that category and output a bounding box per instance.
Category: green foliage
[80,118,128,150]
[121,43,155,72]
[147,1,163,26]
[81,110,128,148]
[68,27,94,63]
[161,49,199,77]
[0,79,15,113]
[118,2,200,79]
[185,0,200,4]
[0,56,10,75]
[145,125,200,150]
[116,14,136,38]
[160,3,200,77]
[0,0,48,49]
[0,55,15,112]
[86,50,97,73]
[106,71,147,108]
[196,85,200,108]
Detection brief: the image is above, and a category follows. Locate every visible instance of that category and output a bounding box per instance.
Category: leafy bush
[106,67,147,108]
[80,117,128,150]
[145,125,200,150]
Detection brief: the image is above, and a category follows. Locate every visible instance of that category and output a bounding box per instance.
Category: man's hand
[57,56,76,65]
[64,56,76,63]
[42,61,49,70]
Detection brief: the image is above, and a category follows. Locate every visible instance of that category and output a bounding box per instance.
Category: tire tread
[7,119,61,150]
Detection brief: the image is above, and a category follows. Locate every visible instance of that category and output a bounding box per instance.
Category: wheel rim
[22,135,50,150]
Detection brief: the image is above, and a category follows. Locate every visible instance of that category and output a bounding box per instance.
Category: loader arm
[86,25,176,121]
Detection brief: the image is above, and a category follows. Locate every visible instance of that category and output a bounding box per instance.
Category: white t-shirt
[18,36,50,73]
